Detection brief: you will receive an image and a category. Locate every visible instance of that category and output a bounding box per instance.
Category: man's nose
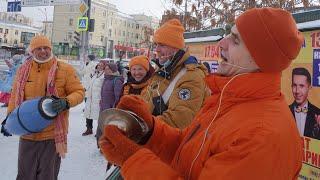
[218,37,227,50]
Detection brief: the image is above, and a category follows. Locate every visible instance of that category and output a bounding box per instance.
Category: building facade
[52,0,159,60]
[0,12,40,57]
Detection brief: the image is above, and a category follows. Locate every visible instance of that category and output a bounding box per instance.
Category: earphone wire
[187,73,247,180]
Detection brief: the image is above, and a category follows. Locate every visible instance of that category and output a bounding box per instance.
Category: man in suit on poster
[289,67,320,140]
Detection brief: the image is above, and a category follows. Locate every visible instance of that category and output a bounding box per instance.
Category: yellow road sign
[79,1,88,16]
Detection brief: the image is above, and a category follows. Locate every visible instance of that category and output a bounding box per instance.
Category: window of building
[136,24,139,29]
[118,30,121,36]
[110,19,113,26]
[124,21,126,27]
[131,32,133,38]
[91,7,95,15]
[114,30,116,36]
[89,33,93,40]
[5,29,9,34]
[67,32,72,40]
[127,31,129,37]
[103,10,106,17]
[101,36,104,42]
[0,28,3,33]
[108,29,112,37]
[4,38,7,43]
[135,34,139,39]
[123,31,125,36]
[15,30,18,35]
[69,19,73,26]
[0,38,2,43]
[14,39,18,44]
[102,23,105,29]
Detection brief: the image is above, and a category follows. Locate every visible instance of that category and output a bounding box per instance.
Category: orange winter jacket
[141,51,209,129]
[7,59,84,141]
[121,73,302,180]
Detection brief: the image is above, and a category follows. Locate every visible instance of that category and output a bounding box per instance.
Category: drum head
[99,108,149,143]
[39,97,58,119]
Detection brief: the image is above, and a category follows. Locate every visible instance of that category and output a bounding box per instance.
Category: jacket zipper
[37,63,41,72]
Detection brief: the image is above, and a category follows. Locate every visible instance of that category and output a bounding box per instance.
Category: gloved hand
[1,118,12,137]
[51,96,69,114]
[116,95,154,131]
[99,125,141,166]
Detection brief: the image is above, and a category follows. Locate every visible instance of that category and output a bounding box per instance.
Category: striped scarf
[15,57,67,158]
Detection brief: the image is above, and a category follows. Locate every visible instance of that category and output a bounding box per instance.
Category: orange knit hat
[129,55,149,71]
[153,19,185,49]
[29,35,52,52]
[235,8,304,72]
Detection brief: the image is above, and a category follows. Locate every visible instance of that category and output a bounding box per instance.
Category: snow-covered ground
[0,102,114,180]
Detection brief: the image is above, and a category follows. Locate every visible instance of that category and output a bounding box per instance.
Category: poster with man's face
[281,30,320,179]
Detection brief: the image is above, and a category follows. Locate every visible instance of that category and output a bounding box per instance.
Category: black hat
[88,54,95,61]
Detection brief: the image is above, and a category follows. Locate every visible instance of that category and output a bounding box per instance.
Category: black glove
[51,97,70,113]
[1,117,12,137]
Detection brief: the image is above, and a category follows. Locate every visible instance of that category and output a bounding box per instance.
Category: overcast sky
[0,0,168,26]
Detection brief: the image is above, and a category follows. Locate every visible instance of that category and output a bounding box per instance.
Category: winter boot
[82,128,93,136]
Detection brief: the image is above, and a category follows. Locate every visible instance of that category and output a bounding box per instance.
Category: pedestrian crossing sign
[77,17,88,31]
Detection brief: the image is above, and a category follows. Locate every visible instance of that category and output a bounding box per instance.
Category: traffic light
[73,31,81,46]
[88,19,95,32]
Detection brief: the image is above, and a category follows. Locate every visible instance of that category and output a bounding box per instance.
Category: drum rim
[38,96,57,120]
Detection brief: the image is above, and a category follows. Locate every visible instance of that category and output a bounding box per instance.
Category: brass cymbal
[98,108,149,143]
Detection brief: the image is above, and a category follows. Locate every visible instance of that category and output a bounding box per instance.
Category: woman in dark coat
[96,62,124,147]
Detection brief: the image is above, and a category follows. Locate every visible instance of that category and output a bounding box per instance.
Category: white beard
[33,53,54,63]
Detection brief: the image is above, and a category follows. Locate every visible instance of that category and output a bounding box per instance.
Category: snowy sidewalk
[0,102,110,180]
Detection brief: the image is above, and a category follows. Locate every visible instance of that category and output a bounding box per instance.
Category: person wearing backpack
[96,63,124,146]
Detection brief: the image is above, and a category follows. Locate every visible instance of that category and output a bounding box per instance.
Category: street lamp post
[38,8,48,36]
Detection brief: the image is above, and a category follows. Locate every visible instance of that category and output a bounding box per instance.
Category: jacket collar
[205,72,282,100]
[156,51,190,79]
[31,58,54,70]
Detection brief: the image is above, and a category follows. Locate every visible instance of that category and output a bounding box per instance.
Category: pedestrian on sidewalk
[96,63,124,145]
[83,60,107,136]
[0,54,25,107]
[3,35,84,180]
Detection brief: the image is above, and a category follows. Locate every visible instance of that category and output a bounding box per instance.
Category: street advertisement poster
[186,42,220,61]
[186,42,220,73]
[281,30,320,179]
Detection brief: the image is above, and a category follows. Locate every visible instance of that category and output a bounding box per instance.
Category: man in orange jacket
[99,8,303,179]
[5,35,84,180]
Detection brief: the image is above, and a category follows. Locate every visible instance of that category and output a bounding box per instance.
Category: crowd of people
[0,7,317,180]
